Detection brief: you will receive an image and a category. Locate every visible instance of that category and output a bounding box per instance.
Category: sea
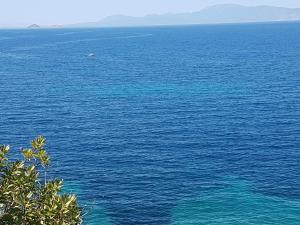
[0,22,299,225]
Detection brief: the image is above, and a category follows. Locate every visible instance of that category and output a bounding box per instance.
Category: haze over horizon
[2,0,300,27]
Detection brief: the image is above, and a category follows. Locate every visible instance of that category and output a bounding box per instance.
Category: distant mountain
[27,24,41,29]
[70,4,300,28]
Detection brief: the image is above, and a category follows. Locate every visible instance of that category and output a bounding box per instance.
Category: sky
[1,0,300,27]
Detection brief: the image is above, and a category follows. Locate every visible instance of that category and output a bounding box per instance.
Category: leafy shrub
[0,136,82,225]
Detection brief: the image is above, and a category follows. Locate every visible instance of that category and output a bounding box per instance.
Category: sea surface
[0,23,299,224]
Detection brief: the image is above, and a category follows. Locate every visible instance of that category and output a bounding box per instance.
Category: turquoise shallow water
[0,22,300,224]
[171,178,300,225]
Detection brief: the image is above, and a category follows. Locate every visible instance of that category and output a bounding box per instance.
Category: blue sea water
[0,23,300,224]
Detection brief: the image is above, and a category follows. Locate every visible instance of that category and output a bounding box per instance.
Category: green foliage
[0,136,82,225]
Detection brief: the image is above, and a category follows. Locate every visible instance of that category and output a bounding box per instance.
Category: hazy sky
[1,0,300,26]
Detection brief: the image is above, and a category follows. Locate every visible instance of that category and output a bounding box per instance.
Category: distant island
[26,24,64,29]
[69,4,300,28]
[27,24,40,29]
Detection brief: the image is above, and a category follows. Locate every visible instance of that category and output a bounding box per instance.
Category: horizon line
[1,4,300,29]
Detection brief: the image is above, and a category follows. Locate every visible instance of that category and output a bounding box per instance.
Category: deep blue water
[0,23,300,224]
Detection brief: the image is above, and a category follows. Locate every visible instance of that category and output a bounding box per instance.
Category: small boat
[88,53,95,57]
